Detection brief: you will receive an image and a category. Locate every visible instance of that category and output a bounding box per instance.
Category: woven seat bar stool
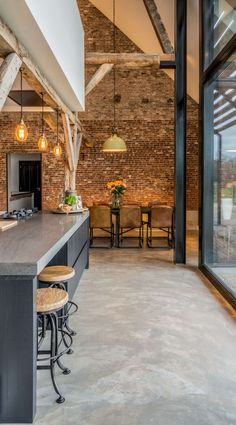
[37,288,73,404]
[38,266,78,353]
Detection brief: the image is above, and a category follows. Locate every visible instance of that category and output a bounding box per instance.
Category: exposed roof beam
[85,52,174,67]
[0,52,21,111]
[215,88,236,109]
[215,119,236,133]
[214,103,234,120]
[217,79,236,88]
[0,16,83,130]
[86,63,113,96]
[62,112,76,172]
[143,0,174,54]
[214,110,236,127]
[62,112,82,192]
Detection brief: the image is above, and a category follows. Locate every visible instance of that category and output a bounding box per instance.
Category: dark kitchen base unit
[0,212,89,424]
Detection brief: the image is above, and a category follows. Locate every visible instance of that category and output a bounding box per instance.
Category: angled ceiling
[0,0,84,111]
[89,0,199,102]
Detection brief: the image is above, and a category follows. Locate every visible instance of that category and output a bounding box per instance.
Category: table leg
[0,276,37,423]
[116,212,120,247]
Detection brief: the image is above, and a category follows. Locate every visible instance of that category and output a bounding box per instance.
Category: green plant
[65,195,77,205]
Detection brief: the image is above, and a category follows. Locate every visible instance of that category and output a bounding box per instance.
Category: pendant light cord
[113,0,116,132]
[20,68,23,119]
[56,109,59,144]
[41,93,44,134]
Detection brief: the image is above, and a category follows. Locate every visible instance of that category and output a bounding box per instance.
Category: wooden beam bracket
[86,63,114,95]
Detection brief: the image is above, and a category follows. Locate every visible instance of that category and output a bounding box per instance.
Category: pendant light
[102,0,127,153]
[38,92,48,152]
[15,68,28,142]
[53,109,62,157]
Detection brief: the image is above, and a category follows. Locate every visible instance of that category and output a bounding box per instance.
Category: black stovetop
[2,208,38,220]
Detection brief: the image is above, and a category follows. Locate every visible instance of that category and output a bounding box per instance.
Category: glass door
[200,0,236,306]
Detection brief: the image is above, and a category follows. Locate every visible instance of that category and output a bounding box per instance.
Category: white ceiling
[89,0,199,103]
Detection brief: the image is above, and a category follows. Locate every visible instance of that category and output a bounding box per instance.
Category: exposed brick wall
[0,113,65,211]
[77,0,199,209]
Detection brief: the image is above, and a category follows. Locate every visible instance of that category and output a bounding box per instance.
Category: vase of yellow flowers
[107,179,127,209]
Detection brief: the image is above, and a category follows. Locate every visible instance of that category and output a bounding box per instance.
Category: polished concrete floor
[34,239,236,425]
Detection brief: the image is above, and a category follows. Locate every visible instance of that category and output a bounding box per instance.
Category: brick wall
[0,113,65,211]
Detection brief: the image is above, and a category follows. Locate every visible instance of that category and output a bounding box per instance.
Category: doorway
[19,160,42,210]
[7,153,42,211]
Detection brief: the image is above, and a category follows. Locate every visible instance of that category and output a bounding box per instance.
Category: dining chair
[119,205,143,248]
[147,205,174,248]
[89,205,114,248]
[148,200,167,207]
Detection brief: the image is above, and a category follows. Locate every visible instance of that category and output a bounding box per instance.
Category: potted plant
[107,179,127,208]
[65,194,77,211]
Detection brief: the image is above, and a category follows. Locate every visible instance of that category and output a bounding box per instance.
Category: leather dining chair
[147,205,174,248]
[119,205,143,248]
[89,205,114,248]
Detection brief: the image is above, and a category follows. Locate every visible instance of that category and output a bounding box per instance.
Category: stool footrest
[37,365,51,370]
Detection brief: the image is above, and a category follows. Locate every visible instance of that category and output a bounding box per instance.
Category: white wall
[25,0,84,110]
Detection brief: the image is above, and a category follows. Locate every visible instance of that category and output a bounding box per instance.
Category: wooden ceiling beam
[0,52,21,111]
[143,0,174,54]
[85,52,174,67]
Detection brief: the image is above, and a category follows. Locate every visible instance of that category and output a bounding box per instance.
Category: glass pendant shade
[38,133,48,152]
[15,118,28,142]
[38,92,48,152]
[102,132,127,152]
[53,143,62,157]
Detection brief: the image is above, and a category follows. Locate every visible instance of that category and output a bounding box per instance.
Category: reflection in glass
[204,0,236,68]
[204,51,236,295]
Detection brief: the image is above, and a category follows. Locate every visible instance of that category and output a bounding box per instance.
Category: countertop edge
[37,211,89,275]
[0,211,89,277]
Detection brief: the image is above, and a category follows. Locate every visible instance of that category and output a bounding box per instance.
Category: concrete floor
[34,242,236,425]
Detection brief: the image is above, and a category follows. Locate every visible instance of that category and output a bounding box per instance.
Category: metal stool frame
[37,306,73,404]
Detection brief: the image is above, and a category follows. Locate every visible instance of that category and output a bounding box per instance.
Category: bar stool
[38,266,78,354]
[37,288,73,404]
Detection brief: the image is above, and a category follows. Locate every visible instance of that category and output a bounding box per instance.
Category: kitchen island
[0,211,89,423]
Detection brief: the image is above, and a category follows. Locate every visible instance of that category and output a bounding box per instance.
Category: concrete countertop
[0,211,89,276]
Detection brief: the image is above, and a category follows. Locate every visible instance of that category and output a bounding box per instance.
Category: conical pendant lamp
[102,0,127,153]
[15,68,28,142]
[38,93,48,152]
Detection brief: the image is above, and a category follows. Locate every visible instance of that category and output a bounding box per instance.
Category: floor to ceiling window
[201,0,236,305]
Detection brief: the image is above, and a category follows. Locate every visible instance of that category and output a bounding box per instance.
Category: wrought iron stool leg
[53,312,71,375]
[50,281,77,338]
[48,314,65,404]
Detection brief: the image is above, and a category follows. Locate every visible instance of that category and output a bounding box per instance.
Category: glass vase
[112,193,122,209]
